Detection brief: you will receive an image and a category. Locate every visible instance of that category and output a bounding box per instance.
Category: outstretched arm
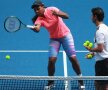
[52,10,69,19]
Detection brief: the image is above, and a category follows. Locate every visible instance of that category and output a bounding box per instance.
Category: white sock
[78,73,82,76]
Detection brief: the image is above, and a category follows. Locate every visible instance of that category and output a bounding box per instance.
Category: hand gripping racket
[4,16,34,32]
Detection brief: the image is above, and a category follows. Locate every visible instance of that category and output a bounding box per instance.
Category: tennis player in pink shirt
[31,1,85,89]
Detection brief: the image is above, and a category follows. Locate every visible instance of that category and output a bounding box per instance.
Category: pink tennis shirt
[35,7,70,38]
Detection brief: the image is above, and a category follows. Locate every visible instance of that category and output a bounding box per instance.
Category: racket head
[4,16,21,32]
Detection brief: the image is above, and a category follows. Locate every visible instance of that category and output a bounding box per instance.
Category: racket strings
[4,17,21,32]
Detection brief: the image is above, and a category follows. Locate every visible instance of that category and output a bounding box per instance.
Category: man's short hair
[91,7,104,21]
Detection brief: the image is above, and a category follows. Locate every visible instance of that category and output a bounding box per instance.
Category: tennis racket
[4,16,34,32]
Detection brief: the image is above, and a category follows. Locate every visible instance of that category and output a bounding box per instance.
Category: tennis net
[0,75,108,90]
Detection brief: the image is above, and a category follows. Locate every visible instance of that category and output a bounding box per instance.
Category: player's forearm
[52,10,69,19]
[86,43,103,52]
[89,47,103,52]
[56,13,69,19]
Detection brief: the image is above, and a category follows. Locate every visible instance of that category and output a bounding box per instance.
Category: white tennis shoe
[44,83,55,90]
[79,85,85,90]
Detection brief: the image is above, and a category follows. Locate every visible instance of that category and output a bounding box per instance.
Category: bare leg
[69,56,81,74]
[69,56,84,86]
[48,57,57,85]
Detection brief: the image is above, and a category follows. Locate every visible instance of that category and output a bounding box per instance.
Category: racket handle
[26,25,34,29]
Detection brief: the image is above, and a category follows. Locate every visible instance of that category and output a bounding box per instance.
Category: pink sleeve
[34,17,43,26]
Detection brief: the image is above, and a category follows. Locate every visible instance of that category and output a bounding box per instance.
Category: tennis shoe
[79,84,85,90]
[44,83,55,90]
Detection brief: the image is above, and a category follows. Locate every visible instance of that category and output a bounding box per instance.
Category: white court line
[0,50,89,53]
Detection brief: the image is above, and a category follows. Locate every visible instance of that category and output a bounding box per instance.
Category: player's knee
[49,57,57,64]
[69,56,77,62]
